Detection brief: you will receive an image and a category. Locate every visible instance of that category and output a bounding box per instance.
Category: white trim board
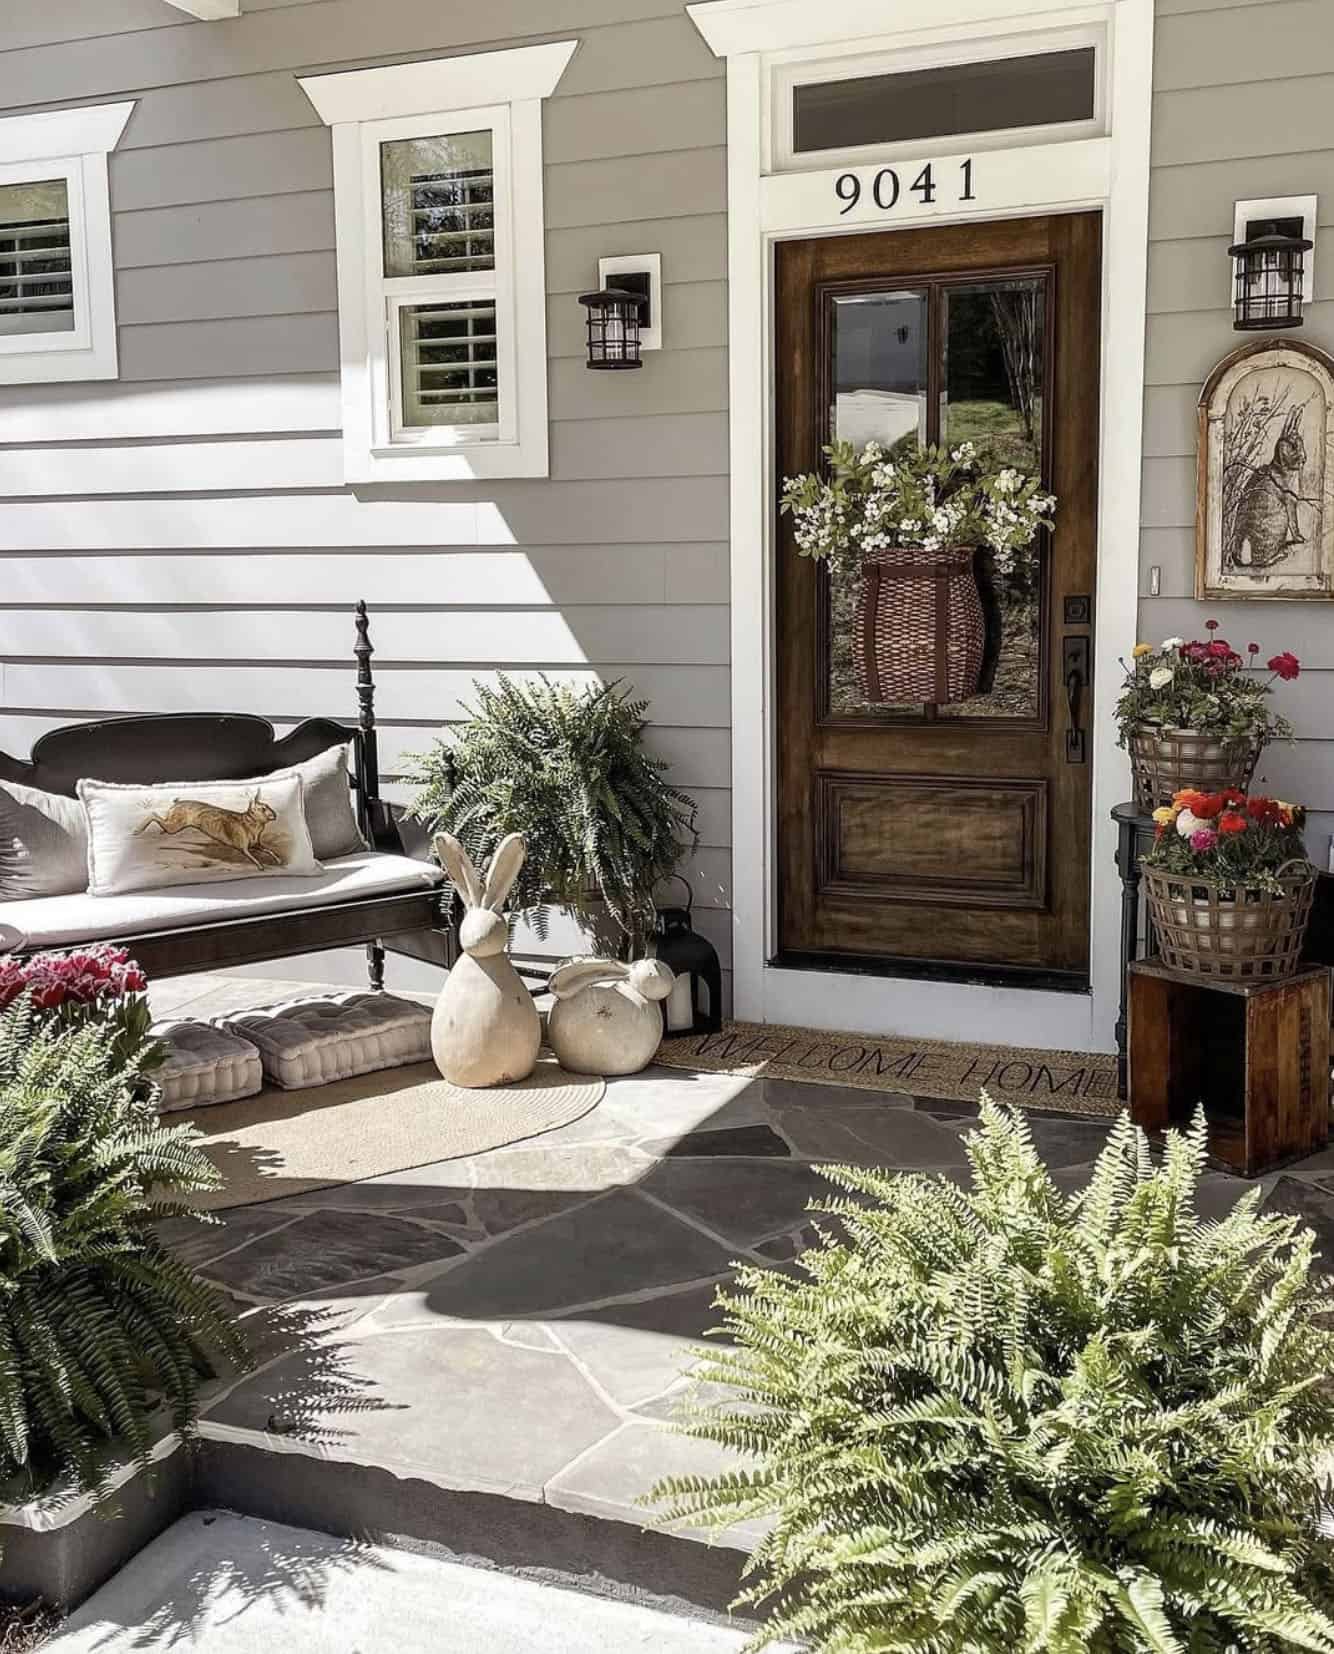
[161,0,240,17]
[299,43,578,125]
[690,0,1154,1053]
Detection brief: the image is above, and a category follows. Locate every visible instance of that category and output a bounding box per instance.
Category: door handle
[1062,636,1090,765]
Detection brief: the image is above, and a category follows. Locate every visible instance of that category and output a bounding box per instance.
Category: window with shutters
[300,44,576,482]
[0,102,133,385]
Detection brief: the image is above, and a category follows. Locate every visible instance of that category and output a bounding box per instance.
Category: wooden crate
[1128,961,1330,1177]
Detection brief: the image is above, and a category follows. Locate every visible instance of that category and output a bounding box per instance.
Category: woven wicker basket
[1127,726,1260,811]
[853,545,986,705]
[1142,860,1314,983]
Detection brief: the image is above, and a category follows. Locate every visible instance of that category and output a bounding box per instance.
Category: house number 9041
[835,158,976,215]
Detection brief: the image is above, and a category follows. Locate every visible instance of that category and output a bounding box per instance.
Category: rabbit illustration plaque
[1197,337,1334,600]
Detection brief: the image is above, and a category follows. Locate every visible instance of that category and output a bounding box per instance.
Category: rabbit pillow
[431,831,541,1088]
[80,774,323,897]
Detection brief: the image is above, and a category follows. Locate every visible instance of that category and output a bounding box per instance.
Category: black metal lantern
[1228,221,1312,331]
[578,287,646,370]
[653,876,723,1038]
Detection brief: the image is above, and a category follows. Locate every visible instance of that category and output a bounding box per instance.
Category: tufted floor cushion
[155,1019,265,1113]
[217,991,434,1090]
[0,851,443,951]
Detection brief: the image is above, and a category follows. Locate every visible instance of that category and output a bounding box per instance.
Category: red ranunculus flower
[1191,794,1224,819]
[1268,651,1300,680]
[1220,788,1247,806]
[1218,811,1249,835]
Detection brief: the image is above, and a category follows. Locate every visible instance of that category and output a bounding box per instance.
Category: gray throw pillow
[0,779,89,900]
[285,745,368,861]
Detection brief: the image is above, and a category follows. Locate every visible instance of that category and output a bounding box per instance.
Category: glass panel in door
[938,277,1046,719]
[826,289,928,717]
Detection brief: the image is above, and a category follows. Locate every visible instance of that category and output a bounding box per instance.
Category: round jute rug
[180,1057,604,1211]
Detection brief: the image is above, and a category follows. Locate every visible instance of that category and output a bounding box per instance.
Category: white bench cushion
[218,991,433,1089]
[155,1020,265,1113]
[0,851,442,951]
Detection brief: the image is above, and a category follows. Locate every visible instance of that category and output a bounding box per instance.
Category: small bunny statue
[432,831,541,1088]
[546,956,675,1076]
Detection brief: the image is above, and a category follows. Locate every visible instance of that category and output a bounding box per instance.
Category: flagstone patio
[145,974,1334,1613]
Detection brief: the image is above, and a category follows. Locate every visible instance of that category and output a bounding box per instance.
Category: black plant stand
[1112,801,1158,1099]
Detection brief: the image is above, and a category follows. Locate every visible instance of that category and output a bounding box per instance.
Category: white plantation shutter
[381,129,502,437]
[0,178,74,338]
[399,299,499,426]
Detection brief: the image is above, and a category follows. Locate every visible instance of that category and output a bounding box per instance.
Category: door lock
[1062,635,1090,765]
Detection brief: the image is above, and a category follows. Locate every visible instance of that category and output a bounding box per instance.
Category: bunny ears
[434,831,526,914]
[549,957,675,1002]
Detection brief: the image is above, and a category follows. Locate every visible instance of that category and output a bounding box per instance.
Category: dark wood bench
[0,603,453,989]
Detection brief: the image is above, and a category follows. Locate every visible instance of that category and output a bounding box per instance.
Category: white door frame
[688,0,1154,1052]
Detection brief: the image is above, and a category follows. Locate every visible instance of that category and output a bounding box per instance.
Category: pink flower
[1190,828,1218,852]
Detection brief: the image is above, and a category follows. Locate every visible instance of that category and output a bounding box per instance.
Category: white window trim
[299,42,577,483]
[0,100,134,386]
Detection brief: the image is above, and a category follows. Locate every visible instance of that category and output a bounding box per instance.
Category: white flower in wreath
[1148,665,1175,690]
[1176,808,1204,838]
[1161,636,1184,651]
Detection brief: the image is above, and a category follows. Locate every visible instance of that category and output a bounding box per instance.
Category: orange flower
[1218,811,1248,835]
[1172,789,1207,813]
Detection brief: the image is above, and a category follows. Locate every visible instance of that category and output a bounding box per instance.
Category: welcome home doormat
[654,1021,1122,1118]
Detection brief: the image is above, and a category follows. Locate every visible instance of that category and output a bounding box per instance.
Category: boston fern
[654,1100,1334,1653]
[0,995,248,1497]
[408,675,698,945]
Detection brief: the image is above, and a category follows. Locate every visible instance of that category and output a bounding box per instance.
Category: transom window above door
[771,31,1104,172]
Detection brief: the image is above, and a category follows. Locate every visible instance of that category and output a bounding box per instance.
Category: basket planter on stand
[854,544,986,705]
[1142,860,1314,983]
[1127,726,1260,811]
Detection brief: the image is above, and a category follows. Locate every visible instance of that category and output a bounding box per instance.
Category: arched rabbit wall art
[432,832,541,1088]
[1197,337,1334,600]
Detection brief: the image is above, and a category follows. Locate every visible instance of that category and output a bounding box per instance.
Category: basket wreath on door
[780,438,1055,707]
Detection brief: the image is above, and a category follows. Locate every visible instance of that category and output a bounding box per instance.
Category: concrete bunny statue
[546,956,675,1076]
[431,831,540,1088]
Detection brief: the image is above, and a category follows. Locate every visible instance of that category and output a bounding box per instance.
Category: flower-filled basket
[1117,624,1298,810]
[1142,791,1313,983]
[780,439,1055,706]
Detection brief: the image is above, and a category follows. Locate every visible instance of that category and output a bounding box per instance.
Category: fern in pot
[408,675,698,951]
[0,993,249,1499]
[653,1101,1334,1653]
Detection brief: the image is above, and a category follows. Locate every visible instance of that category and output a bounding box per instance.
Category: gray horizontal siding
[0,0,734,987]
[0,4,716,110]
[1139,0,1334,833]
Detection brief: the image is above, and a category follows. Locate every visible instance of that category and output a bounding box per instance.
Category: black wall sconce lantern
[578,286,647,369]
[1228,220,1312,331]
[653,876,723,1038]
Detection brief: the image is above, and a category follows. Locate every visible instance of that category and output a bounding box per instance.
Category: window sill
[345,440,550,483]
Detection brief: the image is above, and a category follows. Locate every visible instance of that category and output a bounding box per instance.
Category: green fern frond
[650,1093,1334,1653]
[0,994,251,1497]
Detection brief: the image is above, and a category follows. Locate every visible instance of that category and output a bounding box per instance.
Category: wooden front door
[775,212,1101,983]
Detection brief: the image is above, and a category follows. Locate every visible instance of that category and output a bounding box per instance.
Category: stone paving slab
[47,1512,794,1653]
[145,974,1334,1607]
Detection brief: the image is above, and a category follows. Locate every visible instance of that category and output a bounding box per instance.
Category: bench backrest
[0,714,366,799]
